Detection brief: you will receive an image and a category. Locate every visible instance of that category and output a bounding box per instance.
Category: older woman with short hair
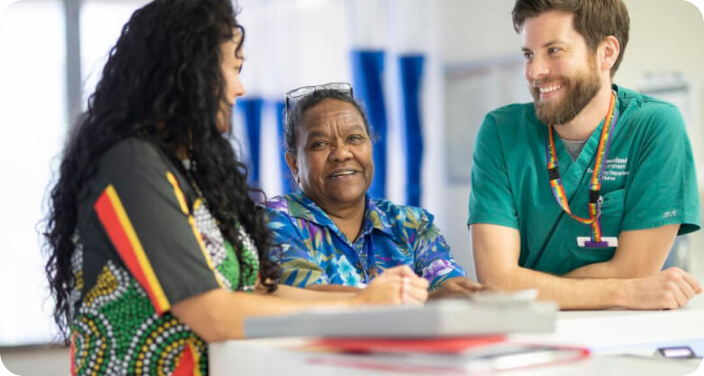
[267,83,480,298]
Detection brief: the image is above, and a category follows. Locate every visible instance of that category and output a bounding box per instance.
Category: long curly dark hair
[43,0,278,340]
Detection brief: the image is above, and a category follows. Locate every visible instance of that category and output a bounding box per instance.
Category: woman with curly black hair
[43,0,428,374]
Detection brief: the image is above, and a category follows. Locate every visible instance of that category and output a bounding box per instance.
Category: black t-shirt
[69,138,258,375]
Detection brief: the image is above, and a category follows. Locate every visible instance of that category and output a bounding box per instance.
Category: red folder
[313,336,507,354]
[303,336,589,374]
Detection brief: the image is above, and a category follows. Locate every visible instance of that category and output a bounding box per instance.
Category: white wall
[427,0,521,279]
[0,0,67,347]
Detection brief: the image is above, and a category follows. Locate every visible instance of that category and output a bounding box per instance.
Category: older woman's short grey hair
[284,89,373,153]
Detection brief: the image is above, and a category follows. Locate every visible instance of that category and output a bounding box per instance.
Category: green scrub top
[468,85,701,275]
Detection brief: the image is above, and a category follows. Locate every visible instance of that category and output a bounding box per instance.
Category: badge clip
[577,236,618,248]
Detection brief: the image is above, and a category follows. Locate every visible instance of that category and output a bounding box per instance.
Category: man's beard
[531,62,601,126]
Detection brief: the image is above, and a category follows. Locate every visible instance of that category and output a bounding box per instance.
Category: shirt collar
[285,191,335,228]
[286,191,395,238]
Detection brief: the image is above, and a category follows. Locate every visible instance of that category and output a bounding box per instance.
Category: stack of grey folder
[244,296,557,338]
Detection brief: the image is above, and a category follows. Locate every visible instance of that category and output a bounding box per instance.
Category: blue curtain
[275,100,295,194]
[399,55,425,206]
[237,98,264,187]
[351,49,387,200]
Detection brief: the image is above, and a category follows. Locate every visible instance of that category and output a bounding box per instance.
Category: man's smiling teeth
[330,170,356,178]
[539,84,562,94]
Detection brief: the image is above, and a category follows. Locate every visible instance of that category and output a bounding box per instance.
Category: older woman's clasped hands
[356,265,430,306]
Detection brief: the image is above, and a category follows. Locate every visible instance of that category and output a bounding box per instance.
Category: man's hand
[428,277,483,300]
[621,267,702,309]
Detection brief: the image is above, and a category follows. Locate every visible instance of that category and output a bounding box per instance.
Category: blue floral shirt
[265,191,465,289]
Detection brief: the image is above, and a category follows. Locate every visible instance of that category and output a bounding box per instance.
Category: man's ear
[284,152,299,183]
[600,35,620,73]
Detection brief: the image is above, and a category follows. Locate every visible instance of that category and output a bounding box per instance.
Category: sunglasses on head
[285,82,353,113]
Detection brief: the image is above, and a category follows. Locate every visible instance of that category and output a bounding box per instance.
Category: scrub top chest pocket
[585,188,626,250]
[597,189,626,236]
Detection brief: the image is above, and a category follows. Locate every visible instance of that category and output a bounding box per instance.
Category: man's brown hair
[512,0,630,77]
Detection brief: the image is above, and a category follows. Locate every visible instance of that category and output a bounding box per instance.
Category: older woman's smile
[328,169,361,179]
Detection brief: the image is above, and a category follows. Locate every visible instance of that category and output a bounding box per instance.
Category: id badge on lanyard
[545,91,620,248]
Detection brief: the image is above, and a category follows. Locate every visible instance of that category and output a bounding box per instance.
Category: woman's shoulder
[266,193,333,229]
[86,137,183,199]
[95,137,177,179]
[265,193,315,217]
[101,137,166,166]
[266,195,290,211]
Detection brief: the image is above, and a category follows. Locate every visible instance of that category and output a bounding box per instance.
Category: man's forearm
[485,267,627,309]
[565,226,678,279]
[471,224,697,310]
[563,260,620,279]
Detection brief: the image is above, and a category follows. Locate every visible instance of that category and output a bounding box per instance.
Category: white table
[210,338,701,376]
[210,296,704,375]
[511,295,704,356]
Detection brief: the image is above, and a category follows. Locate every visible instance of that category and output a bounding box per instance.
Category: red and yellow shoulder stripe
[94,185,170,314]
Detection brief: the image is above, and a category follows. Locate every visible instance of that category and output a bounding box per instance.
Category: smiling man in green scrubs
[468,0,702,310]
